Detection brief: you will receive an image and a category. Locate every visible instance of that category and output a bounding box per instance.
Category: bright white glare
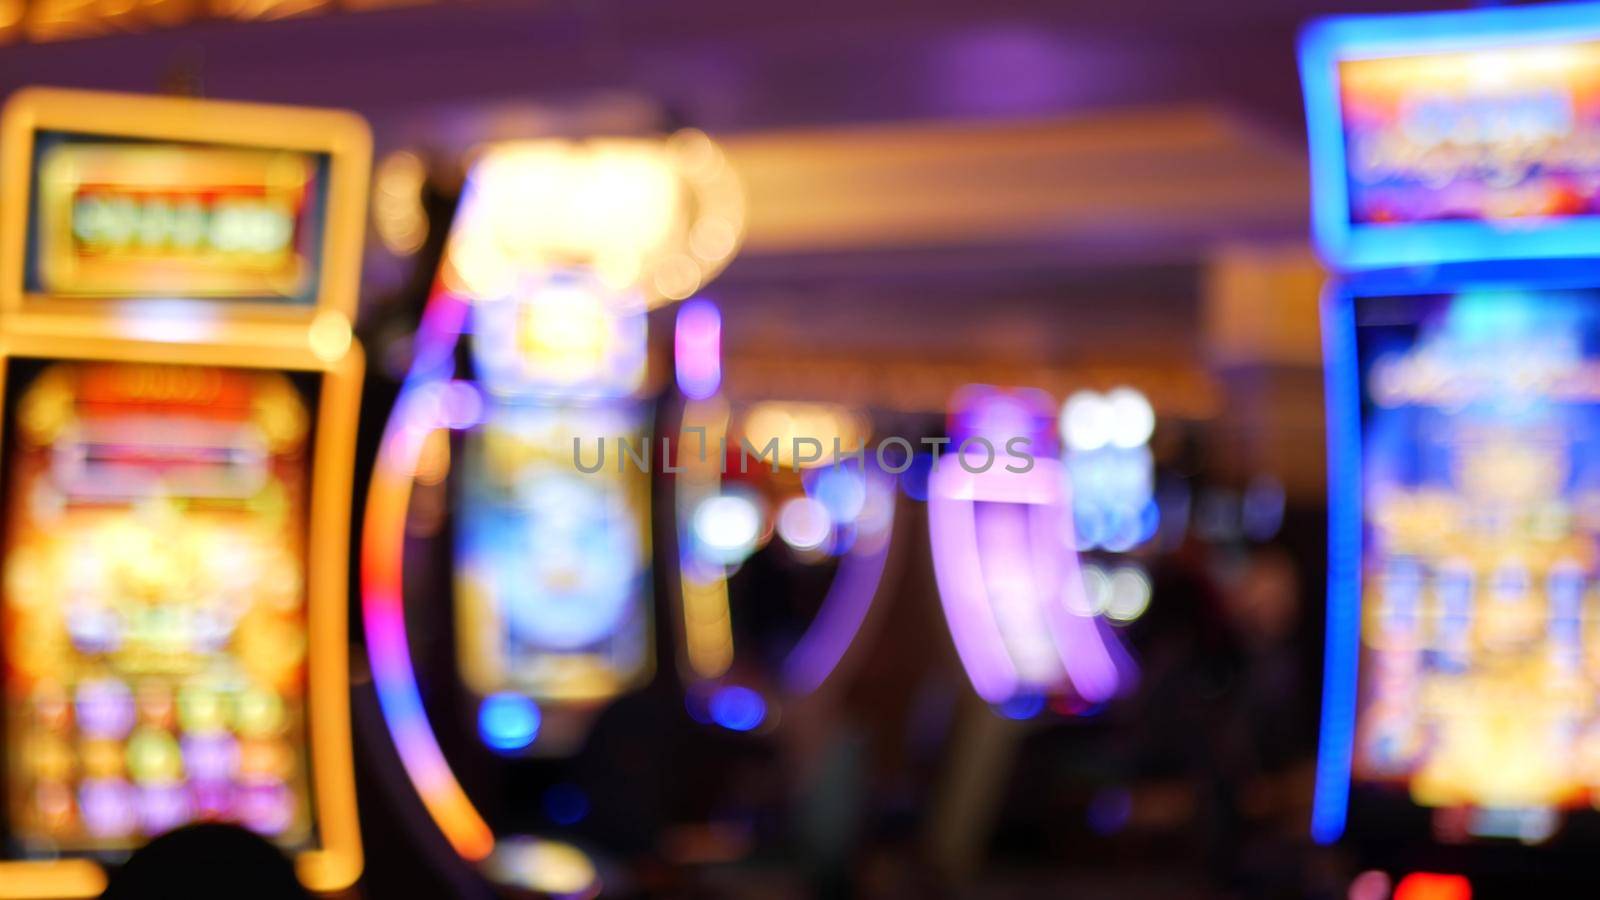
[1105,566,1152,623]
[1106,387,1155,449]
[1062,391,1112,451]
[693,494,763,563]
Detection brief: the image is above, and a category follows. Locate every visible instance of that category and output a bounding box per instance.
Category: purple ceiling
[0,0,1467,140]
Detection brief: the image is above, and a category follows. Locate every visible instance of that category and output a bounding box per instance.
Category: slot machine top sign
[0,88,367,339]
[0,88,369,898]
[1301,1,1600,269]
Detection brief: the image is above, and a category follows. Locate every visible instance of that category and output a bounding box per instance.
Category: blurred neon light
[781,469,896,695]
[776,497,832,552]
[708,686,767,732]
[675,299,722,400]
[478,693,542,752]
[469,274,647,397]
[1312,289,1361,845]
[1394,873,1471,900]
[483,836,601,900]
[441,135,743,306]
[931,387,1136,709]
[362,289,495,860]
[928,459,1044,703]
[676,398,736,681]
[691,493,764,565]
[997,693,1046,721]
[673,302,896,705]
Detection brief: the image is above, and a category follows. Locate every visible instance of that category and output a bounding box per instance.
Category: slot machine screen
[454,403,654,703]
[1,361,318,856]
[26,132,330,303]
[1350,288,1600,843]
[1300,5,1600,267]
[1339,42,1600,227]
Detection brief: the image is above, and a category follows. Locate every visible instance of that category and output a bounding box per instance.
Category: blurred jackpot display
[0,89,369,897]
[29,137,325,301]
[1305,2,1600,269]
[1352,291,1600,829]
[1305,2,1600,883]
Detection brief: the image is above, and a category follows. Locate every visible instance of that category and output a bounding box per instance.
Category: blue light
[1300,1,1600,270]
[1136,498,1161,544]
[708,686,766,732]
[899,453,933,502]
[996,692,1046,721]
[479,693,541,752]
[810,463,867,524]
[543,783,590,826]
[1312,289,1361,845]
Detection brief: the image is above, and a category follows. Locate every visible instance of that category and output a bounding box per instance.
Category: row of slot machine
[6,0,1600,895]
[0,86,1163,897]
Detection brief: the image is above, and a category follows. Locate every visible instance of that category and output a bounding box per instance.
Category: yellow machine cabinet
[0,88,369,897]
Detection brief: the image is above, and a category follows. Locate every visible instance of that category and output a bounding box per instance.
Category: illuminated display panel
[455,403,654,704]
[1300,2,1600,267]
[27,132,329,303]
[1,361,317,856]
[1340,44,1600,227]
[1351,289,1600,841]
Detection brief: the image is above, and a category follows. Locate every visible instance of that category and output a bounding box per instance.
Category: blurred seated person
[102,824,312,900]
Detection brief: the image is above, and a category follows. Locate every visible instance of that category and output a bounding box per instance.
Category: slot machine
[359,133,743,893]
[0,89,369,896]
[1303,4,1600,893]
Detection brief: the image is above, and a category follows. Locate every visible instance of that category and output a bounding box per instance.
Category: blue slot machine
[1304,3,1600,893]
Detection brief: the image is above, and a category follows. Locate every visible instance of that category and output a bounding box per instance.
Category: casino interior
[0,0,1599,898]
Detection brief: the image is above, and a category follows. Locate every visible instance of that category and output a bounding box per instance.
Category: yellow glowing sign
[443,132,744,307]
[33,140,323,301]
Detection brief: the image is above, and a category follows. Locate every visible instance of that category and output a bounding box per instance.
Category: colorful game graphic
[1353,289,1600,830]
[29,135,326,301]
[2,362,315,853]
[455,403,653,705]
[1340,41,1600,226]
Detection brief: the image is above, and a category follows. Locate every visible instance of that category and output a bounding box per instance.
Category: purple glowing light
[927,462,1023,704]
[137,783,191,836]
[75,679,135,740]
[782,469,897,695]
[929,387,1131,709]
[675,299,722,400]
[80,778,137,838]
[182,733,240,782]
[237,780,295,836]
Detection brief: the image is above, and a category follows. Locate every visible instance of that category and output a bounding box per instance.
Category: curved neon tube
[927,461,1025,703]
[929,455,1126,705]
[781,470,896,695]
[360,289,496,861]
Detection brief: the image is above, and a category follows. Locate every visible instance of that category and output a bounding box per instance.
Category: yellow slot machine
[0,88,368,897]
